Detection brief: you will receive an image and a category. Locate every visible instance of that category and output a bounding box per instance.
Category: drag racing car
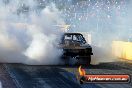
[59,33,93,65]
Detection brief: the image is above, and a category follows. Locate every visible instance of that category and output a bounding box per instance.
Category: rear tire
[61,56,91,66]
[78,56,91,66]
[87,56,91,65]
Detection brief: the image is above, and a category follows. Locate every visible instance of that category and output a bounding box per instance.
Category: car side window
[73,35,77,41]
[65,35,72,40]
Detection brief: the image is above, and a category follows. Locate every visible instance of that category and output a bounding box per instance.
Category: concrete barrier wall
[112,41,132,60]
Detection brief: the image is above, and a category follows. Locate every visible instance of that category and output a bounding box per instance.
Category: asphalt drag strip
[3,61,132,88]
[4,64,100,88]
[0,64,17,88]
[61,61,132,88]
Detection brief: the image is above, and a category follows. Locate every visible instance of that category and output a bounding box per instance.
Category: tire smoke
[63,0,132,64]
[0,0,64,65]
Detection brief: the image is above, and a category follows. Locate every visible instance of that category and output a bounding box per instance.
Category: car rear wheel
[62,56,91,66]
[77,56,91,66]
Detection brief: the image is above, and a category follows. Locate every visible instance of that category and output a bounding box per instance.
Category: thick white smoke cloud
[64,0,132,64]
[0,0,64,65]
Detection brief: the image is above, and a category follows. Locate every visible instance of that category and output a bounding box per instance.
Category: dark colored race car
[59,33,93,65]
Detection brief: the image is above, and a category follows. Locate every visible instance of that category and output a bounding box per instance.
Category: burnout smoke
[0,0,64,65]
[62,0,132,64]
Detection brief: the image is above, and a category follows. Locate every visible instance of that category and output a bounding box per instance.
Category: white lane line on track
[0,81,2,88]
[3,64,22,88]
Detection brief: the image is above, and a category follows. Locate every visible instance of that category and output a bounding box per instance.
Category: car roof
[64,33,82,35]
